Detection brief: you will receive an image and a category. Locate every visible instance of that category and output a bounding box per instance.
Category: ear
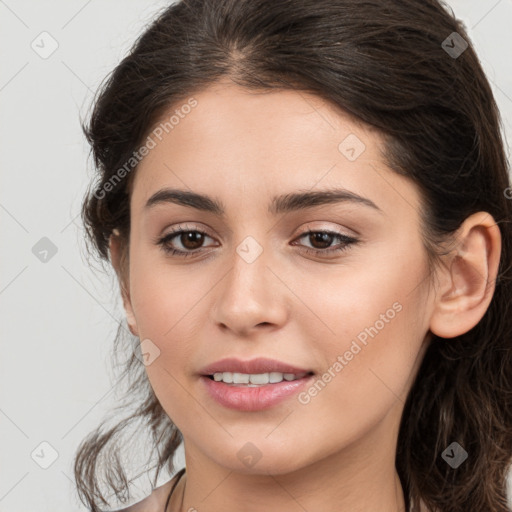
[429,212,502,338]
[109,230,139,337]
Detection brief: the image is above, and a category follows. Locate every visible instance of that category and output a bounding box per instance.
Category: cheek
[127,246,204,386]
[299,242,430,428]
[128,259,204,429]
[131,280,204,380]
[128,239,206,339]
[307,238,428,353]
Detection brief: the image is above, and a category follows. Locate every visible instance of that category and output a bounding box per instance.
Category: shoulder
[113,470,183,512]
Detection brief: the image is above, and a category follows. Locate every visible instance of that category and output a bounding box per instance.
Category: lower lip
[200,374,314,411]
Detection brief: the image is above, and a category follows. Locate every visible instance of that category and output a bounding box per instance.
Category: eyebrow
[144,187,383,216]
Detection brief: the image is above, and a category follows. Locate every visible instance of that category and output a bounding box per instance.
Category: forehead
[130,82,421,219]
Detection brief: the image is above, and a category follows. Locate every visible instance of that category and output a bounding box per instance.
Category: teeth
[211,371,308,386]
[233,372,250,384]
[269,372,283,383]
[250,373,269,385]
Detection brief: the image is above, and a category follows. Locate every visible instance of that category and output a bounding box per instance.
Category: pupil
[311,232,332,249]
[182,231,203,249]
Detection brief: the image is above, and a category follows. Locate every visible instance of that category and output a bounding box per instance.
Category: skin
[110,79,501,512]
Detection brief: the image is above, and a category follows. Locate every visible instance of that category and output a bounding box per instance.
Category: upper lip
[199,357,313,375]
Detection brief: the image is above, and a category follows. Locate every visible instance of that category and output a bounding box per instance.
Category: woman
[74,0,512,511]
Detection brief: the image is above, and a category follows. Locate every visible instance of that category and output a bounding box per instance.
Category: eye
[155,225,217,258]
[292,229,358,256]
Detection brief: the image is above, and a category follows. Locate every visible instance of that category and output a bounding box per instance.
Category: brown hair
[75,1,512,510]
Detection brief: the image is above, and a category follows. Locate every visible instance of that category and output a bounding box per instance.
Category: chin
[208,440,314,476]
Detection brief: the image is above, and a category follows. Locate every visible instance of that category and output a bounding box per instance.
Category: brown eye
[156,227,216,257]
[307,232,336,250]
[293,230,358,257]
[178,231,206,250]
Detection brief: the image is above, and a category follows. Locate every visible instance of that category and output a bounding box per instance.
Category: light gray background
[1,1,511,511]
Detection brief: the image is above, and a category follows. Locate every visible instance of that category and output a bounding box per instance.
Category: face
[119,81,435,475]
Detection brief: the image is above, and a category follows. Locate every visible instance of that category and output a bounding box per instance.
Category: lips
[198,357,315,411]
[199,357,312,376]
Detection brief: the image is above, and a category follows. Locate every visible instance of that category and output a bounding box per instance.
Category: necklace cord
[163,468,186,512]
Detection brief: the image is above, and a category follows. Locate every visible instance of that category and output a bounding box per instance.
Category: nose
[211,237,289,337]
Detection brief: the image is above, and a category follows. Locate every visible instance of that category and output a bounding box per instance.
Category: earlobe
[429,212,501,339]
[109,231,139,338]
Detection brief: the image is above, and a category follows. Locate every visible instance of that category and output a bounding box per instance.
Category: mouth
[198,358,315,411]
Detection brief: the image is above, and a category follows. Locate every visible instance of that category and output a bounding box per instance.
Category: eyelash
[155,224,359,259]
